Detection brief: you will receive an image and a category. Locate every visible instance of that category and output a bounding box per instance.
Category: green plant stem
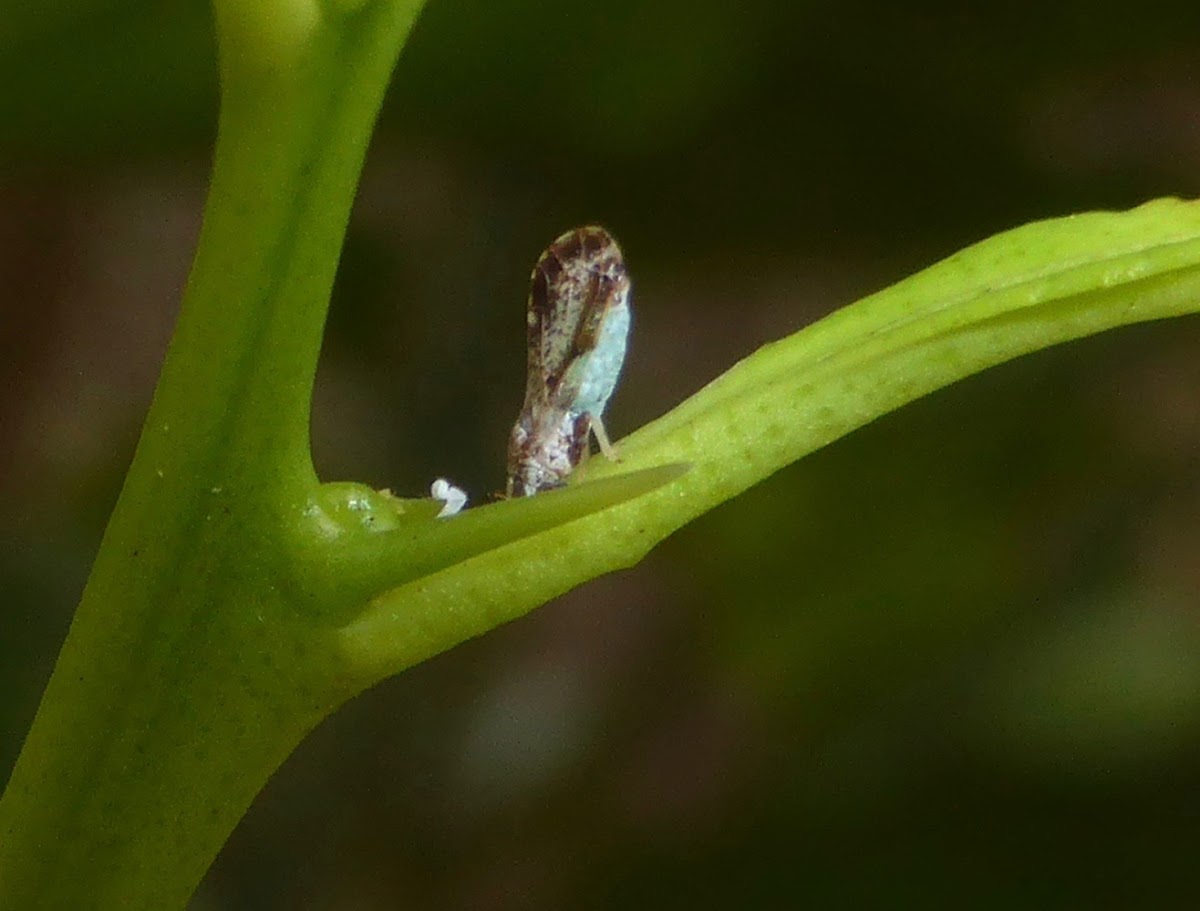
[0,3,428,908]
[4,2,1200,908]
[340,199,1200,678]
[0,5,685,905]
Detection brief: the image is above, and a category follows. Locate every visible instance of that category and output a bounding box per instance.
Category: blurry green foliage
[3,1,1200,909]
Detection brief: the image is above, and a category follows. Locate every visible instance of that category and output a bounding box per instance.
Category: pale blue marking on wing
[561,300,631,418]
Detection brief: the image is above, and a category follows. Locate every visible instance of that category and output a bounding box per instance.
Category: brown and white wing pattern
[506,226,632,497]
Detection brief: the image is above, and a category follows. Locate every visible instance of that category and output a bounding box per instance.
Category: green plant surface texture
[341,196,1200,675]
[3,0,1200,909]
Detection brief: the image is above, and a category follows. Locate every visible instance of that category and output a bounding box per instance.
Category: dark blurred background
[4,1,1200,908]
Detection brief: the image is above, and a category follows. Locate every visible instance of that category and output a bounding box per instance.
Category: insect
[506,225,632,497]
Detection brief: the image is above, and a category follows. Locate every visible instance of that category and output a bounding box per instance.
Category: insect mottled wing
[527,227,630,411]
[507,226,632,497]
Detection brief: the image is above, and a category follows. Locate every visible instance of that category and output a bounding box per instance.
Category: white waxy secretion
[430,477,468,517]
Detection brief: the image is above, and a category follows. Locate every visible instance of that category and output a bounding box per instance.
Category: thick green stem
[0,3,427,907]
[4,4,1200,909]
